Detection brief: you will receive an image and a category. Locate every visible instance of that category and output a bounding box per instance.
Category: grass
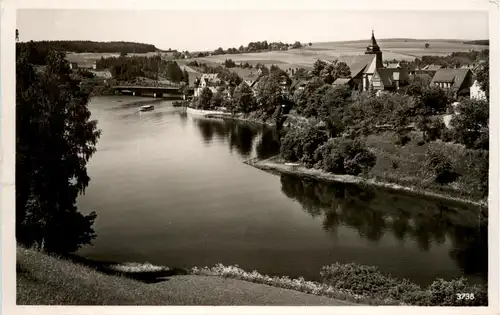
[364,131,487,203]
[17,245,487,306]
[17,246,172,305]
[191,264,393,305]
[16,247,357,306]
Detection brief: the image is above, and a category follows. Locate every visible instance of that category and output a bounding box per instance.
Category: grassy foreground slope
[16,247,354,306]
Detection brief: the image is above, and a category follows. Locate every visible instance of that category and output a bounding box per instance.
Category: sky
[17,10,489,51]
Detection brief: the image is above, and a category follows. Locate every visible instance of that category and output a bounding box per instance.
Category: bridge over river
[113,85,193,99]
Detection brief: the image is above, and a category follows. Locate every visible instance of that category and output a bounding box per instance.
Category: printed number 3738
[457,293,475,300]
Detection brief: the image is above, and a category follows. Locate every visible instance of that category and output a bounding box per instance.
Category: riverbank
[186,106,276,126]
[245,155,487,208]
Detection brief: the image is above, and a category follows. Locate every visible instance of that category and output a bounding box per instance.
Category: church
[333,31,408,92]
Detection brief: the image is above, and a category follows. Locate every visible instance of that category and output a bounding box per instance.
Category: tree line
[96,55,189,83]
[16,40,158,53]
[414,49,489,68]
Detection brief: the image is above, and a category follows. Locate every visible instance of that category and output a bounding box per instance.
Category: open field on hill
[195,39,488,66]
[66,39,487,73]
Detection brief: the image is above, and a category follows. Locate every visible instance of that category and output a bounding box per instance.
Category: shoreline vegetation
[17,247,487,306]
[185,106,487,207]
[244,155,486,207]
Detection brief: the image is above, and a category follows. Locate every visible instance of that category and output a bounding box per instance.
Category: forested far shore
[16,40,158,53]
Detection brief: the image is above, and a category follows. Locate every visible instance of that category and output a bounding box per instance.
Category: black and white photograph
[1,0,498,313]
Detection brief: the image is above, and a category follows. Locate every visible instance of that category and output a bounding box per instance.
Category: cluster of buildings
[329,31,486,100]
[68,61,113,79]
[192,31,488,102]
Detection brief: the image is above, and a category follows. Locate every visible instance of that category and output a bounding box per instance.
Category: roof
[386,63,400,69]
[423,65,444,71]
[291,79,309,89]
[201,73,219,80]
[338,54,377,78]
[430,69,472,91]
[410,73,432,82]
[332,78,352,85]
[374,68,399,87]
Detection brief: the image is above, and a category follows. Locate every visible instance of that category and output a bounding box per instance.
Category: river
[76,96,487,286]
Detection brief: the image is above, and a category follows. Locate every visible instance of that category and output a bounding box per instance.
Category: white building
[470,80,487,100]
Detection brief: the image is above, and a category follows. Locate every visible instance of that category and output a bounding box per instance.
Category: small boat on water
[139,105,155,112]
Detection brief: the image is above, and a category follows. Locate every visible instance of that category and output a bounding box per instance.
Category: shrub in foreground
[320,262,487,306]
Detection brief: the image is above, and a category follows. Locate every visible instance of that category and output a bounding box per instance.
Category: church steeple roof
[370,30,379,48]
[365,29,380,53]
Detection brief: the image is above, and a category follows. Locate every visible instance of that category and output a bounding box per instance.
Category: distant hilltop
[317,38,489,46]
[17,40,160,54]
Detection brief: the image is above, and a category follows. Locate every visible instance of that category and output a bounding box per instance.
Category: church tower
[365,30,383,69]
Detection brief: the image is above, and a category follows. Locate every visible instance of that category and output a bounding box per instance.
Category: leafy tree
[293,68,309,79]
[320,85,352,137]
[425,43,430,49]
[317,138,376,175]
[214,47,225,55]
[255,72,285,115]
[312,59,328,77]
[198,87,213,110]
[475,59,489,100]
[16,46,101,254]
[405,75,431,96]
[291,41,302,49]
[211,87,226,108]
[419,86,451,115]
[293,77,324,116]
[165,61,184,83]
[182,69,190,85]
[224,59,236,68]
[233,82,256,113]
[450,99,489,150]
[16,29,19,42]
[270,64,281,73]
[320,60,351,84]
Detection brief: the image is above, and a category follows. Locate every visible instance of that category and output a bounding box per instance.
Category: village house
[290,79,310,94]
[420,64,445,77]
[194,73,222,97]
[430,68,474,98]
[371,68,407,92]
[69,62,79,70]
[470,79,487,100]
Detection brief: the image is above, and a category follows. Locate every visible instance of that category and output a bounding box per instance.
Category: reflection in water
[178,111,188,127]
[280,174,488,283]
[256,128,281,160]
[194,118,280,159]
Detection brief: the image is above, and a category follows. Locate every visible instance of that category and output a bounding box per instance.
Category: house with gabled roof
[372,68,404,91]
[421,64,445,77]
[430,68,473,98]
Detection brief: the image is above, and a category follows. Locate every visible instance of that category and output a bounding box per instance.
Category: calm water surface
[77,96,487,286]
